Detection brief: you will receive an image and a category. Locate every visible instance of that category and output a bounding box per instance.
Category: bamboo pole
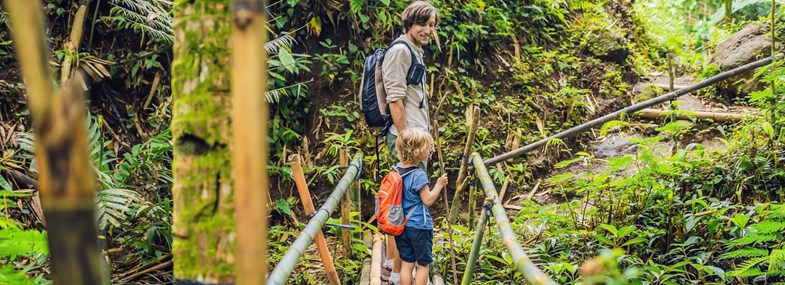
[340,148,352,259]
[461,199,490,285]
[360,257,372,285]
[6,1,107,284]
[633,108,752,122]
[472,153,559,285]
[290,154,340,285]
[433,120,458,285]
[60,0,91,85]
[370,233,384,285]
[484,54,784,166]
[771,0,776,122]
[449,106,480,224]
[267,153,363,284]
[726,0,733,25]
[231,0,268,284]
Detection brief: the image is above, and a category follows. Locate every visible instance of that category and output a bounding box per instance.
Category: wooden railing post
[290,154,340,285]
[340,148,352,258]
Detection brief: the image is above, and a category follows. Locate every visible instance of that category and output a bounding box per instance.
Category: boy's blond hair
[395,129,433,163]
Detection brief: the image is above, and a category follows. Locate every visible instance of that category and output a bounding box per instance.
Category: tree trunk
[171,1,235,282]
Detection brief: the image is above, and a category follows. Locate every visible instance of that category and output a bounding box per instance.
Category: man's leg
[400,261,415,285]
[385,133,403,283]
[386,235,400,284]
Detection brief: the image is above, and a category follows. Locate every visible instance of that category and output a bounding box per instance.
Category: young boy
[393,129,448,285]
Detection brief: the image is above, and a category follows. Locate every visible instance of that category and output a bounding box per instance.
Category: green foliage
[0,216,48,284]
[104,0,173,44]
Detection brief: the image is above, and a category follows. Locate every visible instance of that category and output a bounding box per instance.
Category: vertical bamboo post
[450,106,480,224]
[231,0,268,284]
[370,233,384,285]
[461,199,490,285]
[60,0,91,84]
[290,154,340,285]
[771,0,776,123]
[5,1,106,284]
[340,148,352,258]
[433,119,458,285]
[667,52,675,97]
[726,0,733,25]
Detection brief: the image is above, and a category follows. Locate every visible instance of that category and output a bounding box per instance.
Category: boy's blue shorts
[395,227,433,266]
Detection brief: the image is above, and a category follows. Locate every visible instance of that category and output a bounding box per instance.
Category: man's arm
[389,100,407,131]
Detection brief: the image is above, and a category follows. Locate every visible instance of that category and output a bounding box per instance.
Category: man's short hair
[402,1,440,32]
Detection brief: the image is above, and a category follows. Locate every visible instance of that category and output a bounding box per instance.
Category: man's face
[407,13,436,47]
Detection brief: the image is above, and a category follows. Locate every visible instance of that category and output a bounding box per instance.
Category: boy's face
[407,12,437,47]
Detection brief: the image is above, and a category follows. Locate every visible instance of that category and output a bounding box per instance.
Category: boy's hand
[436,174,448,187]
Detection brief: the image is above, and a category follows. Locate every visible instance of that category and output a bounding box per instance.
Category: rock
[584,24,630,64]
[709,23,778,98]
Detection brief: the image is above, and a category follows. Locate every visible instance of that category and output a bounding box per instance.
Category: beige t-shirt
[382,35,430,136]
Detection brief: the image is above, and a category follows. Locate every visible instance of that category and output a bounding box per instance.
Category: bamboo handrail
[266,152,363,285]
[370,233,384,285]
[484,54,784,166]
[472,153,559,285]
[290,154,340,285]
[231,0,269,283]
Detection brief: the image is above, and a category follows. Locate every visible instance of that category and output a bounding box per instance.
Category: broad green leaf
[594,235,615,247]
[278,48,296,73]
[276,199,291,215]
[731,213,751,229]
[0,177,12,191]
[617,226,635,239]
[762,121,775,139]
[622,237,648,247]
[598,224,618,237]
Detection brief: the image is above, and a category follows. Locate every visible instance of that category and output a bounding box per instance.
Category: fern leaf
[95,188,141,229]
[265,33,296,54]
[770,249,785,272]
[727,233,778,247]
[720,247,770,260]
[751,220,785,234]
[730,256,767,277]
[599,120,628,136]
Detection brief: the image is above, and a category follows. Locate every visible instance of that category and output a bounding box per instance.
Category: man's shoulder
[385,43,411,56]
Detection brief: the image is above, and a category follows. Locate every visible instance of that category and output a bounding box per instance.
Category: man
[381,2,439,285]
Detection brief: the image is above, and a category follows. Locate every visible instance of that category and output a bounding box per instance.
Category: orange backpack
[376,167,419,236]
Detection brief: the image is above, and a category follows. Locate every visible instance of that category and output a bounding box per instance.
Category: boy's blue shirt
[397,165,432,230]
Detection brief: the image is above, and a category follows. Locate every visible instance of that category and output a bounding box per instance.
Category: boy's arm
[419,174,448,206]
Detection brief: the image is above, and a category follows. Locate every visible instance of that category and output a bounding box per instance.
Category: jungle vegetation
[1,0,785,284]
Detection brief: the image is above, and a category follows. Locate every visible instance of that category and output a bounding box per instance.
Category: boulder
[709,23,777,98]
[584,24,630,64]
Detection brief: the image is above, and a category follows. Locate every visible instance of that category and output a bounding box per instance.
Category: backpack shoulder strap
[389,40,418,65]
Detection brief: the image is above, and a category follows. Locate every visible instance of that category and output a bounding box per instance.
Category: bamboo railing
[267,152,363,285]
[471,153,559,285]
[484,54,784,166]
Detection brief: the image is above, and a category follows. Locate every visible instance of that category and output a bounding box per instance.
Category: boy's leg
[400,261,415,285]
[414,264,430,285]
